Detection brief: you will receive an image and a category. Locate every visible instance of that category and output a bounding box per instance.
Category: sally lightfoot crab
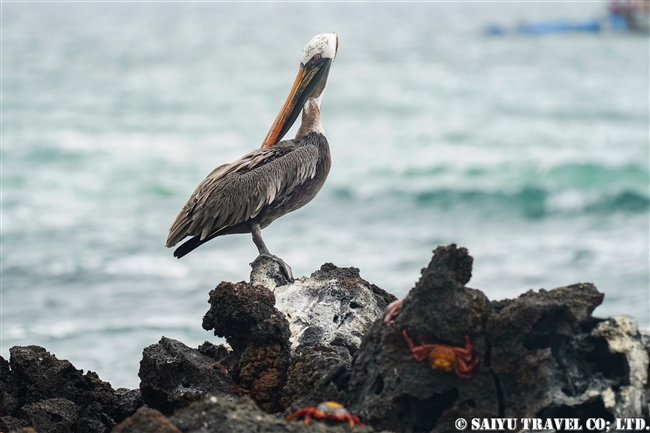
[403,330,479,379]
[286,401,364,428]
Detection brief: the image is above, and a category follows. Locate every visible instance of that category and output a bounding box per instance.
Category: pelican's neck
[295,98,324,140]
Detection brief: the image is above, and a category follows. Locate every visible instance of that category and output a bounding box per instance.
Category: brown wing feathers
[165,142,318,254]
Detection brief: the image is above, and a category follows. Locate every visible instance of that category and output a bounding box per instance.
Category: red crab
[403,330,479,379]
[286,401,364,428]
[383,299,403,325]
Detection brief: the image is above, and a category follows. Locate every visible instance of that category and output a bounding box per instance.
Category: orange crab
[403,330,479,379]
[286,401,364,428]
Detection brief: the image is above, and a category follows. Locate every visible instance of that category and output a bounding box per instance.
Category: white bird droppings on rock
[250,257,396,353]
[274,276,384,351]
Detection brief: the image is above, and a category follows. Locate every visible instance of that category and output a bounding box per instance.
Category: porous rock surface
[274,263,397,353]
[293,245,649,432]
[112,407,181,433]
[138,337,243,414]
[2,246,648,433]
[0,345,135,433]
[590,315,649,418]
[293,245,496,432]
[168,396,376,433]
[201,276,292,412]
[279,345,352,409]
[200,256,396,412]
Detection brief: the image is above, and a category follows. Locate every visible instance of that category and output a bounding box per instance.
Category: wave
[584,191,650,214]
[332,187,649,219]
[329,160,649,218]
[396,162,648,191]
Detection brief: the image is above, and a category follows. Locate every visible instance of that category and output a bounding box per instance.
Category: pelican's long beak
[261,57,333,148]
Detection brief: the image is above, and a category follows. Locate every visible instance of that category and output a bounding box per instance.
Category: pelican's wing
[165,142,319,247]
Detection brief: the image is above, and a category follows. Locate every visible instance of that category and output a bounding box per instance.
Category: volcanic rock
[590,315,648,418]
[274,263,397,353]
[22,398,82,433]
[168,396,376,433]
[112,407,181,433]
[296,244,650,432]
[252,257,397,352]
[114,388,143,421]
[248,257,396,409]
[202,276,291,356]
[343,244,495,432]
[3,245,648,433]
[202,276,292,412]
[487,282,606,419]
[0,345,130,433]
[138,337,242,414]
[280,345,352,409]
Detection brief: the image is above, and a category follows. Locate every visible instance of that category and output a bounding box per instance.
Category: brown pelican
[165,33,338,281]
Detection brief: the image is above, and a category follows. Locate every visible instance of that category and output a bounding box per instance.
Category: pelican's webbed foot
[250,223,294,283]
[257,253,294,283]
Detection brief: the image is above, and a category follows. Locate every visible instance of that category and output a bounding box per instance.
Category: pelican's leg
[251,223,294,282]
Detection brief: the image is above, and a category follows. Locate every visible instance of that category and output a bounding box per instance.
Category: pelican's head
[261,33,338,148]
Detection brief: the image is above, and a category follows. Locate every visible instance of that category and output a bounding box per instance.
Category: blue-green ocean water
[3,2,648,389]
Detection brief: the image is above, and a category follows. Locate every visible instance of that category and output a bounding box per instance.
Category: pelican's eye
[307,53,323,67]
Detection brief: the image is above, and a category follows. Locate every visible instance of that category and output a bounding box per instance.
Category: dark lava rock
[22,398,80,433]
[138,337,242,414]
[169,396,376,433]
[0,416,29,432]
[394,245,486,345]
[250,258,399,413]
[250,260,397,411]
[0,346,125,433]
[286,363,354,417]
[236,343,288,413]
[0,355,21,420]
[202,280,291,413]
[196,341,239,374]
[280,345,352,409]
[344,245,494,432]
[487,283,605,417]
[114,388,143,421]
[202,280,290,356]
[4,245,647,433]
[112,407,181,433]
[300,244,648,432]
[7,427,37,433]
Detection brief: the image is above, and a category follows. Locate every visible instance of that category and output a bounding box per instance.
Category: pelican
[165,33,339,281]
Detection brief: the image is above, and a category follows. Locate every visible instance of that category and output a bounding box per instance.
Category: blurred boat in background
[486,0,650,35]
[609,0,650,32]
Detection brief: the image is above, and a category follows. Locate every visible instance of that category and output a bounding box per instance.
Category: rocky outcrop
[279,345,352,409]
[312,245,496,432]
[0,346,134,432]
[202,257,395,412]
[590,315,649,418]
[168,396,375,433]
[112,407,181,433]
[138,337,242,414]
[294,245,649,432]
[201,276,292,413]
[1,245,648,433]
[273,262,397,353]
[487,284,619,420]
